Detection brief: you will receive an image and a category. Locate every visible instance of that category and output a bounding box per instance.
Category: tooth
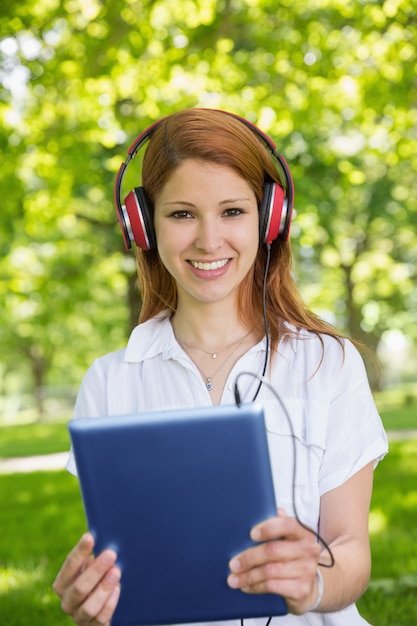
[191,260,227,270]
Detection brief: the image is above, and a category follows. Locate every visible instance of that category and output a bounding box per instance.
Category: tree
[1,0,416,414]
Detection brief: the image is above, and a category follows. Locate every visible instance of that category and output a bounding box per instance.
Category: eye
[223,208,245,217]
[170,210,194,219]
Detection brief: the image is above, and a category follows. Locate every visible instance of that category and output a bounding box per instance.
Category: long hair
[135,108,344,352]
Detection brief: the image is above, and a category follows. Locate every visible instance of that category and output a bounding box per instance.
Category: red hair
[135,108,344,352]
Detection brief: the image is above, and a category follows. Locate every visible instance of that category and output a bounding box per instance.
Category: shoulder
[82,313,174,377]
[280,323,347,358]
[280,324,366,381]
[73,314,174,419]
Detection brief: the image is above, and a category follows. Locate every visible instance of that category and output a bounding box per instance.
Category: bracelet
[308,569,324,612]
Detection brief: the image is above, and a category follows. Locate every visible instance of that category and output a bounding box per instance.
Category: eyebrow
[163,198,252,207]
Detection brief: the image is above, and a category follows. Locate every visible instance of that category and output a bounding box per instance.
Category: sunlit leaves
[1,0,416,407]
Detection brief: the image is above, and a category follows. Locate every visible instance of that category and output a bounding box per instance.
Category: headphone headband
[114,109,294,250]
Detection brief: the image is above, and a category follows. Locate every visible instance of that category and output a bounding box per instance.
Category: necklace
[194,338,246,391]
[173,328,252,391]
[174,328,252,359]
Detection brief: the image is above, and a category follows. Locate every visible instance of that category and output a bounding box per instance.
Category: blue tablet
[69,402,287,626]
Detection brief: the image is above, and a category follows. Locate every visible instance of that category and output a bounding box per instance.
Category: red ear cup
[259,182,284,245]
[114,122,163,251]
[124,187,156,250]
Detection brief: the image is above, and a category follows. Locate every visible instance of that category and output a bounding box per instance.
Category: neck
[172,302,249,349]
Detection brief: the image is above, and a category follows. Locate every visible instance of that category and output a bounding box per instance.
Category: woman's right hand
[53,532,121,625]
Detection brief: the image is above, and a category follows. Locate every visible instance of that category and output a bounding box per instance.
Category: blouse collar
[124,312,298,363]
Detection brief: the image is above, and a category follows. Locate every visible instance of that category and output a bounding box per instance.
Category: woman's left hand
[227,509,321,615]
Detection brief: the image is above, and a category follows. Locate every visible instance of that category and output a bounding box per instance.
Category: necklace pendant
[212,353,217,359]
[206,378,213,391]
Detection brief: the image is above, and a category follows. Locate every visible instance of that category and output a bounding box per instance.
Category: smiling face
[153,159,259,311]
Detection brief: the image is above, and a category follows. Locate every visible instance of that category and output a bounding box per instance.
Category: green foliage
[1,0,416,410]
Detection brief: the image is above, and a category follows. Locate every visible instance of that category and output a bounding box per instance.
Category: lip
[188,259,230,271]
[187,258,232,279]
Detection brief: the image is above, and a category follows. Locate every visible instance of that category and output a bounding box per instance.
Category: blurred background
[1,0,416,424]
[0,1,416,623]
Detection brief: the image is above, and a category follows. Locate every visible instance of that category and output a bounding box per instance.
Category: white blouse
[67,314,388,626]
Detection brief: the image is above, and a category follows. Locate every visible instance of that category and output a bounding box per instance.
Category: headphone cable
[235,371,335,570]
[251,243,271,402]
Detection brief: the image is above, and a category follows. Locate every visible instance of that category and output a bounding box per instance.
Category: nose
[195,217,223,253]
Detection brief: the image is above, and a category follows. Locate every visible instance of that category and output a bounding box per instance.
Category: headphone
[114,110,294,251]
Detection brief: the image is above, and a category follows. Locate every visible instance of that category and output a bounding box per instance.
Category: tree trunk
[28,347,49,422]
[341,263,382,391]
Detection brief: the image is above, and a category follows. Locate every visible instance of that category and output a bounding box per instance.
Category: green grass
[0,396,415,625]
[377,403,417,431]
[374,388,417,430]
[0,421,71,458]
[0,399,416,461]
[357,438,417,625]
[0,470,86,625]
[1,435,417,624]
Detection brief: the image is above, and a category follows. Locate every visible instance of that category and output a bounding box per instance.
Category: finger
[229,516,300,575]
[73,566,121,625]
[82,554,96,573]
[53,533,95,595]
[229,534,320,579]
[233,569,316,609]
[250,514,309,543]
[93,584,121,625]
[228,557,287,592]
[237,565,319,616]
[60,550,119,614]
[228,548,316,590]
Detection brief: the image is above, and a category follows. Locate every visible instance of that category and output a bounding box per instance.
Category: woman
[53,108,388,625]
